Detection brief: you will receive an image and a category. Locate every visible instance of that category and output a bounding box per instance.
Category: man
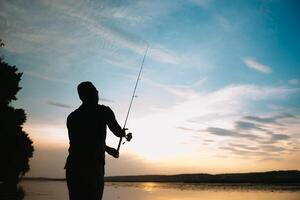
[65,81,128,200]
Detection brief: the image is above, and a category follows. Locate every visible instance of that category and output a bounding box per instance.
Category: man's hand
[106,146,119,158]
[122,128,127,137]
[125,132,132,142]
[122,128,132,141]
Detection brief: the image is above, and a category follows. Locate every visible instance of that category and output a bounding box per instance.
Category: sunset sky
[1,0,300,178]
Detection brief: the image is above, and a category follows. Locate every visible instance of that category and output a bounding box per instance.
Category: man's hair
[77,81,97,101]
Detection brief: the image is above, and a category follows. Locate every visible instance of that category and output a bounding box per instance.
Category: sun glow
[141,182,158,192]
[23,123,68,148]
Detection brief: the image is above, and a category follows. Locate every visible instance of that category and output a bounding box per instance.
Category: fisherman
[65,81,130,200]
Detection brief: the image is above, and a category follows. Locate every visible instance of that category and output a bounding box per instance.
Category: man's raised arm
[105,107,126,138]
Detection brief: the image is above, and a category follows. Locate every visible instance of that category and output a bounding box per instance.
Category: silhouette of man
[65,81,126,200]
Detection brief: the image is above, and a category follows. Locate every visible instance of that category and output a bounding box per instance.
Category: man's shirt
[65,104,123,169]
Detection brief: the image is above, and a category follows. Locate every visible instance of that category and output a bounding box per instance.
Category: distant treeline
[105,170,300,183]
[24,170,300,184]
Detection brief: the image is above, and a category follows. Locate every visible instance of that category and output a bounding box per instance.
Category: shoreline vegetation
[23,170,300,184]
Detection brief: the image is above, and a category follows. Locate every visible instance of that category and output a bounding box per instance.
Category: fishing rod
[117,43,149,152]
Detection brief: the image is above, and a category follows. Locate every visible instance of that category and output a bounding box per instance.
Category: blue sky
[1,0,300,177]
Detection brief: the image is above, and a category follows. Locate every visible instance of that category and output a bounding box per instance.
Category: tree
[0,40,34,199]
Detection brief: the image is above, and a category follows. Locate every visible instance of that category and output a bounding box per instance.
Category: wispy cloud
[200,111,297,161]
[47,98,113,109]
[47,0,180,65]
[217,15,234,32]
[97,0,183,26]
[99,0,212,27]
[229,143,259,151]
[243,57,272,74]
[142,77,204,100]
[206,127,260,140]
[219,146,281,159]
[235,121,265,131]
[176,126,197,132]
[289,79,300,85]
[220,142,290,161]
[188,0,212,7]
[243,113,295,125]
[1,0,181,66]
[205,112,293,142]
[130,79,299,161]
[23,71,74,84]
[99,97,114,103]
[260,145,286,152]
[269,133,290,141]
[142,79,298,126]
[47,101,73,108]
[219,146,262,156]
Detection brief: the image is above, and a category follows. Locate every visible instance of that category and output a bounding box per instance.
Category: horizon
[23,169,300,180]
[1,0,300,178]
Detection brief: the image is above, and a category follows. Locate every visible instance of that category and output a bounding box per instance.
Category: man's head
[77,81,99,105]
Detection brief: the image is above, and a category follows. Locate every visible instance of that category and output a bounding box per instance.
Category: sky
[1,0,300,178]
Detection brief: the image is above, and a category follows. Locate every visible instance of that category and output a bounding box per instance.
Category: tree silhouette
[0,40,34,199]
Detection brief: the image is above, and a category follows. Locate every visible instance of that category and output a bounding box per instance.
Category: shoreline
[22,170,300,184]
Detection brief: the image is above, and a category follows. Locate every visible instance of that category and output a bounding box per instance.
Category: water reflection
[107,182,300,192]
[141,182,158,192]
[21,180,300,200]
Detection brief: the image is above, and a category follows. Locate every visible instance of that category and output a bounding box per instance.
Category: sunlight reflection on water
[21,180,300,200]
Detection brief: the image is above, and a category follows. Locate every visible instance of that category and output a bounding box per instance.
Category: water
[20,180,300,200]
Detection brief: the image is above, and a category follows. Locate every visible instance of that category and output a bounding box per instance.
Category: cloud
[176,126,197,132]
[99,0,184,26]
[235,121,264,131]
[1,0,181,66]
[234,120,291,143]
[145,79,296,104]
[188,0,212,7]
[47,98,113,109]
[23,71,74,84]
[270,133,290,141]
[132,76,300,163]
[219,145,286,160]
[289,79,300,85]
[201,111,296,161]
[217,15,234,32]
[100,97,114,103]
[244,116,278,124]
[243,113,295,125]
[98,0,212,28]
[47,101,73,108]
[46,0,180,65]
[220,142,291,161]
[219,146,267,157]
[228,143,287,153]
[228,143,259,151]
[243,58,272,74]
[142,77,203,100]
[260,145,286,152]
[255,132,290,144]
[205,113,292,143]
[206,127,260,140]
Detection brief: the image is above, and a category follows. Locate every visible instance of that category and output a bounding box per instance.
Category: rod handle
[117,137,123,152]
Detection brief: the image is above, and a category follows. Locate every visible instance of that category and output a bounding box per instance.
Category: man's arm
[105,145,119,158]
[105,107,126,138]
